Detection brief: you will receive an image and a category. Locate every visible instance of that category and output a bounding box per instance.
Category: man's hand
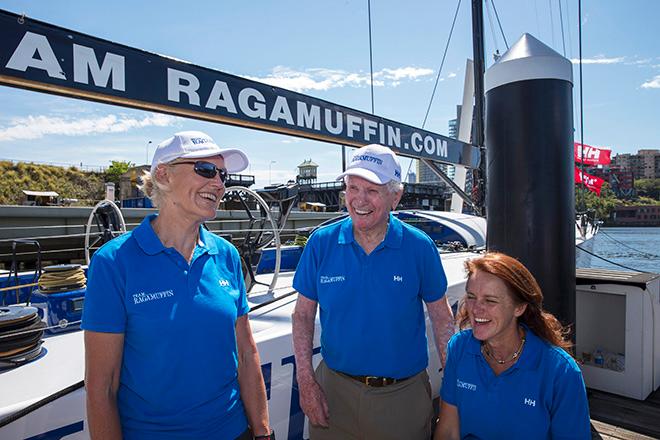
[297,373,329,427]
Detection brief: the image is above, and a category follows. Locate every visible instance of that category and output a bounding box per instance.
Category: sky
[0,0,658,188]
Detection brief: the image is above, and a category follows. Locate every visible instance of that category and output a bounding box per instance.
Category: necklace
[482,333,526,365]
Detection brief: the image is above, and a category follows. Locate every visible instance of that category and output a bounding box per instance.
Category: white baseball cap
[150,131,249,174]
[336,144,402,184]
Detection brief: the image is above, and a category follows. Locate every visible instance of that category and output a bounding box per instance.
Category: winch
[0,305,46,369]
[31,264,86,334]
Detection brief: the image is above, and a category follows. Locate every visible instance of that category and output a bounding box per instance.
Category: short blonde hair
[137,166,170,208]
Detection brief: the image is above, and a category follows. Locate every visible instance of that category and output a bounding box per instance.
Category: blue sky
[0,0,658,188]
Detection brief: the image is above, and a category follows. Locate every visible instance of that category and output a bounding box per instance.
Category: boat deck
[590,387,660,439]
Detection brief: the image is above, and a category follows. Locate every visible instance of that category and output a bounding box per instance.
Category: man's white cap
[336,144,402,184]
[150,131,249,174]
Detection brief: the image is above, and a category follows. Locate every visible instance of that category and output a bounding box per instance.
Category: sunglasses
[173,161,228,182]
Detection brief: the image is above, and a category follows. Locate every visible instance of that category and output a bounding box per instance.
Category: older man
[292,144,454,440]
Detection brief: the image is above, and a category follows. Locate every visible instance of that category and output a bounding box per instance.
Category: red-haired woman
[434,252,590,440]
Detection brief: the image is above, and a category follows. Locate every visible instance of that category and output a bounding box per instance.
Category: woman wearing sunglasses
[82,131,273,440]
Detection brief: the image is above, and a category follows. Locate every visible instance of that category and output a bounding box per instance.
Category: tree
[635,178,660,201]
[104,160,134,188]
[575,183,619,220]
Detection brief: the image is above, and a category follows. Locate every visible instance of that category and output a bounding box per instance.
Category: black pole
[341,146,347,172]
[577,0,586,212]
[471,0,487,214]
[485,34,575,327]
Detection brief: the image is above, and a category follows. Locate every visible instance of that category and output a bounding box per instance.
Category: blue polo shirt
[293,213,447,379]
[82,215,249,440]
[440,327,591,440]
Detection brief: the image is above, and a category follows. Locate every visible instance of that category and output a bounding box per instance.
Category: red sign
[575,166,605,196]
[574,142,612,166]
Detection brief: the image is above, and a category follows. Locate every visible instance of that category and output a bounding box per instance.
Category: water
[577,227,660,273]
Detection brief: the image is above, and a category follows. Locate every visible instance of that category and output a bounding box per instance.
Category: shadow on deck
[589,387,660,439]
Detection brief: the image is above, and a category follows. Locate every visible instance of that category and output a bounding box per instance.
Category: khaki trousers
[310,361,434,440]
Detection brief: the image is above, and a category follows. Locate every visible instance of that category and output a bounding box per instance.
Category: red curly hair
[457,252,572,352]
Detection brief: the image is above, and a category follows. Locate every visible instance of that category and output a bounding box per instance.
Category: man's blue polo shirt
[82,215,249,440]
[440,327,591,440]
[293,213,448,379]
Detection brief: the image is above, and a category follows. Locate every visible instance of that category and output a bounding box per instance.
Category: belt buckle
[365,376,385,387]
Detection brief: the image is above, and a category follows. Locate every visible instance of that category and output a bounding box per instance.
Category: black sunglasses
[174,161,228,182]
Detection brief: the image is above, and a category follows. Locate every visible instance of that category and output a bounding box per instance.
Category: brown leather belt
[339,372,411,387]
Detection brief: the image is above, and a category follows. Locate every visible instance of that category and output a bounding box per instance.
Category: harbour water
[578,227,660,274]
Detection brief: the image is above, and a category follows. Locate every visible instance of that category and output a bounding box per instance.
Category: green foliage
[636,178,660,200]
[104,160,134,188]
[637,196,660,205]
[576,180,660,220]
[576,183,619,219]
[0,160,105,205]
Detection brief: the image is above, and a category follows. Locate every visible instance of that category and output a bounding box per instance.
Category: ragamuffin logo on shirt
[320,275,346,284]
[132,289,174,305]
[456,379,477,391]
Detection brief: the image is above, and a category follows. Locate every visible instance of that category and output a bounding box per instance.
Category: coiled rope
[37,265,86,293]
[292,235,308,247]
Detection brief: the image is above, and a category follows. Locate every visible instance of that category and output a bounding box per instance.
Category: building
[638,149,660,179]
[612,153,630,169]
[416,105,478,212]
[296,159,318,185]
[610,205,660,226]
[417,161,453,184]
[585,165,635,198]
[21,190,60,206]
[448,117,459,139]
[612,149,660,180]
[416,105,465,185]
[399,183,448,211]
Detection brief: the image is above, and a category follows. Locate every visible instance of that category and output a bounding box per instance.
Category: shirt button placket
[180,255,190,293]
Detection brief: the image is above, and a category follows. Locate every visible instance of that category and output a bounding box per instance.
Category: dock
[590,388,660,439]
[579,268,660,439]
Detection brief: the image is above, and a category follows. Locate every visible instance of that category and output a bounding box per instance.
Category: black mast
[471,0,486,214]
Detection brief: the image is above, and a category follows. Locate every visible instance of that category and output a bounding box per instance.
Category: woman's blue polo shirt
[81,215,249,440]
[293,213,448,379]
[440,327,591,440]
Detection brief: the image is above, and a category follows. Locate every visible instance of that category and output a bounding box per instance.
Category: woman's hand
[84,330,124,440]
[236,315,270,436]
[434,400,460,440]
